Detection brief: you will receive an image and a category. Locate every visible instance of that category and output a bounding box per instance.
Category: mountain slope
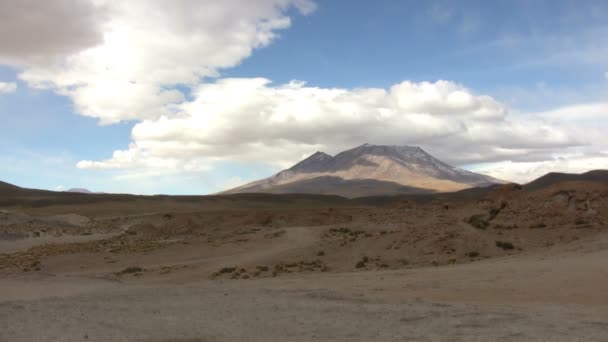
[223,144,503,197]
[524,170,608,190]
[0,180,34,196]
[0,180,20,192]
[66,188,93,194]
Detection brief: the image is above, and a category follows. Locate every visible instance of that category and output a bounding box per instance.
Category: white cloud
[535,103,607,152]
[77,78,582,180]
[537,102,608,123]
[471,153,608,184]
[0,0,107,65]
[468,102,608,182]
[9,0,316,124]
[0,82,16,94]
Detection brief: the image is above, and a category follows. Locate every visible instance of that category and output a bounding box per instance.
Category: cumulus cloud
[77,78,582,178]
[0,0,107,65]
[10,0,316,124]
[469,102,608,182]
[0,82,17,94]
[536,103,607,152]
[472,153,608,184]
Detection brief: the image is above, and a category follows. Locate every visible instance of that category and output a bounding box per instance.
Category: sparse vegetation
[324,227,376,247]
[273,260,328,275]
[256,265,269,272]
[328,227,367,237]
[530,223,547,229]
[260,215,273,226]
[468,214,489,229]
[575,218,588,225]
[495,241,515,250]
[211,267,237,278]
[355,256,369,269]
[264,230,285,239]
[118,266,144,275]
[466,251,480,258]
[488,201,507,220]
[494,223,518,230]
[211,260,329,279]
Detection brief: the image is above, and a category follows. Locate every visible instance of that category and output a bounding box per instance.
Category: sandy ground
[1,235,608,342]
[0,233,118,254]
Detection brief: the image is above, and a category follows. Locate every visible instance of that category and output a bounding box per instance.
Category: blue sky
[227,1,607,93]
[0,0,607,194]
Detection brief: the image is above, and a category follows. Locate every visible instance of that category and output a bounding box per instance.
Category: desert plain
[1,174,607,341]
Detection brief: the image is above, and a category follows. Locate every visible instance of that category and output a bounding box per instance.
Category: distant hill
[524,170,608,190]
[66,188,94,194]
[222,144,504,197]
[0,180,20,191]
[0,180,52,198]
[0,169,606,208]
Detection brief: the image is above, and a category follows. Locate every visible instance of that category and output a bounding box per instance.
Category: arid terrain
[1,172,608,341]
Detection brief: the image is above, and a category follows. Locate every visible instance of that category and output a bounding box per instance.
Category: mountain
[222,144,503,197]
[0,180,20,191]
[0,180,23,196]
[0,180,54,198]
[524,170,608,190]
[0,181,102,198]
[66,188,93,194]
